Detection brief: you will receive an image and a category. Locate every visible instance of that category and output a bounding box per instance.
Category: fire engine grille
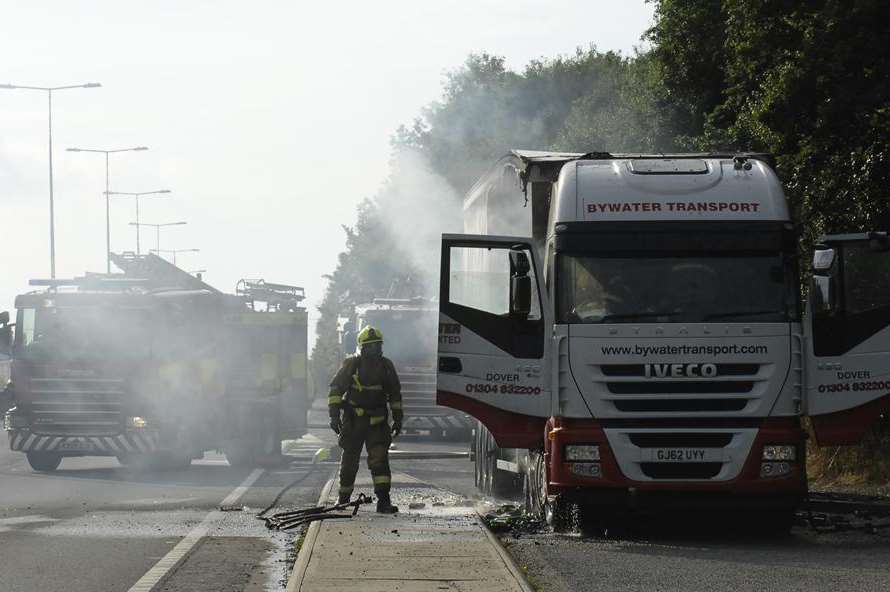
[399,369,445,416]
[27,378,124,436]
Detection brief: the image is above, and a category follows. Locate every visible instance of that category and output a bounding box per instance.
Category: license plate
[57,439,94,452]
[643,448,721,463]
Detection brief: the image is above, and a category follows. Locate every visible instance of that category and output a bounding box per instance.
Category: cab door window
[441,241,544,359]
[814,241,890,356]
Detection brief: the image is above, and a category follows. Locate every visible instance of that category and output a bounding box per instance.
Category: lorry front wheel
[524,450,546,517]
[27,452,62,472]
[525,450,571,531]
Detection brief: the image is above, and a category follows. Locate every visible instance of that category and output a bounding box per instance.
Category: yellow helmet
[356,325,384,346]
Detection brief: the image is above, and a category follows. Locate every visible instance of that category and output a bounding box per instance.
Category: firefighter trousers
[337,412,392,500]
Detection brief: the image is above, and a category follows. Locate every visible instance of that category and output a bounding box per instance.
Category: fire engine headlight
[570,463,602,478]
[762,445,796,462]
[3,410,27,430]
[565,444,600,461]
[126,416,148,429]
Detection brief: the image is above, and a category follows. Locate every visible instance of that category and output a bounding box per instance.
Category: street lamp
[150,248,199,267]
[1,81,102,278]
[67,146,149,273]
[128,221,186,253]
[105,190,172,254]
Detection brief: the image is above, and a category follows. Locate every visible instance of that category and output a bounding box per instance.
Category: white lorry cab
[436,151,890,530]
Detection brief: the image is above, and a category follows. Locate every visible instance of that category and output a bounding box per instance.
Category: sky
[0,0,654,345]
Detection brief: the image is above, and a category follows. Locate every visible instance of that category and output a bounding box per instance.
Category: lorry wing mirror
[0,311,8,326]
[509,249,531,276]
[812,247,835,271]
[511,276,532,319]
[810,275,835,315]
[509,250,532,319]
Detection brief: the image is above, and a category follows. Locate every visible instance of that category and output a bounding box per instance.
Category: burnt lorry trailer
[3,254,309,471]
[437,151,890,531]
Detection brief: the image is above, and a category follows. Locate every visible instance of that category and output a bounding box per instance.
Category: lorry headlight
[126,416,148,429]
[570,463,602,478]
[760,462,792,478]
[762,445,796,461]
[565,444,600,461]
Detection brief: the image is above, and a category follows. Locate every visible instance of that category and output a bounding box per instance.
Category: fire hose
[255,447,375,530]
[262,493,375,530]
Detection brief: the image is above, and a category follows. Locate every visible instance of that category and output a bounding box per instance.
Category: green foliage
[650,0,890,245]
[398,49,670,194]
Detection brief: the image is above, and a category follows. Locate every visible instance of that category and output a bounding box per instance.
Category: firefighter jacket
[329,355,402,423]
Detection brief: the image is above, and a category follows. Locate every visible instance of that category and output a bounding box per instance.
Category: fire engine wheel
[224,437,263,468]
[27,451,62,472]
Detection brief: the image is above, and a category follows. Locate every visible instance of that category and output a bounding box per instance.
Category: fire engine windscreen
[15,305,152,361]
[557,253,798,324]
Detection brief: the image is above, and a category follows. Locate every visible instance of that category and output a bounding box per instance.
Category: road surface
[4,426,889,592]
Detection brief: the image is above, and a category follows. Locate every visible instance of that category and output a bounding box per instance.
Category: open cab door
[806,232,890,445]
[437,234,551,448]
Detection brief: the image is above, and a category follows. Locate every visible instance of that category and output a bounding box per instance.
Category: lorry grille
[27,378,124,436]
[598,363,763,414]
[628,433,733,448]
[604,428,758,482]
[640,463,723,479]
[614,399,748,413]
[601,364,759,377]
[606,381,754,394]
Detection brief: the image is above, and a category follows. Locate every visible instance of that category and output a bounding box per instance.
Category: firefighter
[328,326,402,513]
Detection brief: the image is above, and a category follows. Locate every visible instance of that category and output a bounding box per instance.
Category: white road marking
[126,467,264,592]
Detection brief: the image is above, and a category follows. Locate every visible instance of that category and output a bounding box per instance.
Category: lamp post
[105,190,172,254]
[1,82,102,278]
[66,146,149,272]
[128,221,187,253]
[150,248,199,267]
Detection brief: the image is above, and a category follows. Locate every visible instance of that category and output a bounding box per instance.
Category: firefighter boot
[376,492,399,514]
[338,493,351,505]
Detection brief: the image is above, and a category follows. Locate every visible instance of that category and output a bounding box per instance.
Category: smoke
[375,148,463,297]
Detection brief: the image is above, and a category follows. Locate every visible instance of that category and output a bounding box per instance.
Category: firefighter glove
[330,415,342,435]
[391,419,402,437]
